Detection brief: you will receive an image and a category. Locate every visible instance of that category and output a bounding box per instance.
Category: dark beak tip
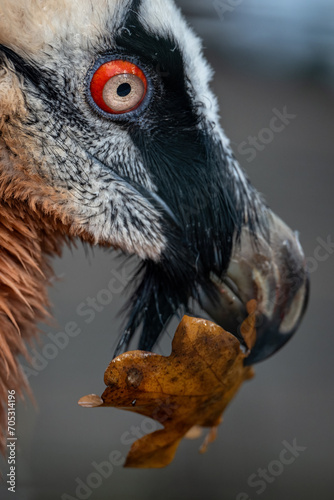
[244,328,295,366]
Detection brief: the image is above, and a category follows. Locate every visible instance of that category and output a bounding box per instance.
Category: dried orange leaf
[79,315,255,468]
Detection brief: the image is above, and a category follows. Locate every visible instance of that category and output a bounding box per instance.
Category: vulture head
[0,0,309,453]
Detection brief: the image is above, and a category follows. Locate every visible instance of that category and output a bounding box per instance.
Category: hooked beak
[201,211,309,364]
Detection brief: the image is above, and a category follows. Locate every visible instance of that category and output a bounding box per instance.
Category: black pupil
[117,83,132,97]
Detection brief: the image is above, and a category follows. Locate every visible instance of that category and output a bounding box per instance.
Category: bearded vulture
[0,0,309,454]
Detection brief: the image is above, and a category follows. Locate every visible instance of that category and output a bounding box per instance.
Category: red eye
[90,60,147,115]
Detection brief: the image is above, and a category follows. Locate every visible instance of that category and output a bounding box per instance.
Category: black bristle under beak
[114,133,251,356]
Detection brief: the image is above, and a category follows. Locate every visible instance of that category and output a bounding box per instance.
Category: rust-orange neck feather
[0,163,96,454]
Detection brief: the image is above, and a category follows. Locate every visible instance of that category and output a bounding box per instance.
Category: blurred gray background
[1,1,334,499]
